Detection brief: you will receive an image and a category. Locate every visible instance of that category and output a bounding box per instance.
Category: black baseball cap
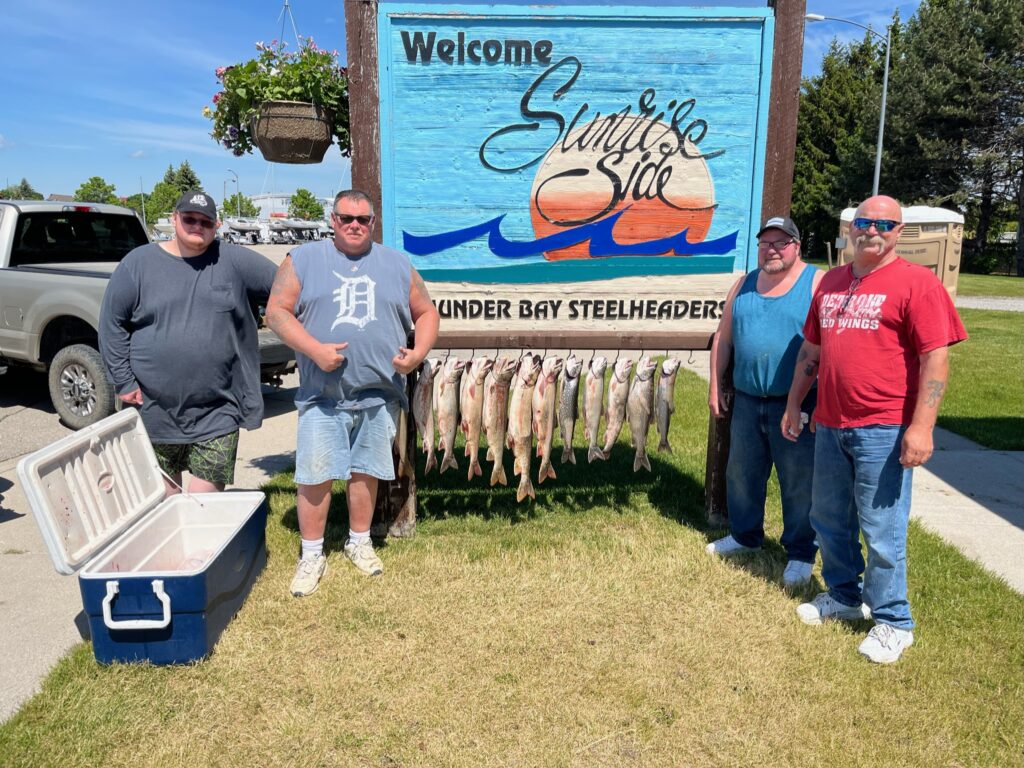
[756,215,800,241]
[175,191,218,221]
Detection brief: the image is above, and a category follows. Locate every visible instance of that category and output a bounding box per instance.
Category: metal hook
[687,349,696,365]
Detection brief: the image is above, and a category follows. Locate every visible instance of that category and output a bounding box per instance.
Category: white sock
[300,537,324,560]
[348,529,370,546]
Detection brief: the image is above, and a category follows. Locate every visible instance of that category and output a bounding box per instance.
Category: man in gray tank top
[266,190,439,595]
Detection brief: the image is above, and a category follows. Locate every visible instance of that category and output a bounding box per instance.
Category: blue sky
[1,0,917,205]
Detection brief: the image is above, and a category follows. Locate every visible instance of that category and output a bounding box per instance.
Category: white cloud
[0,133,8,149]
[131,150,145,158]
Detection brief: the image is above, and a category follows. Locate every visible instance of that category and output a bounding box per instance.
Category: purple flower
[223,139,233,148]
[233,147,244,157]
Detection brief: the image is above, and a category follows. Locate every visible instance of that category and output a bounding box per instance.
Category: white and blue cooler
[17,409,267,665]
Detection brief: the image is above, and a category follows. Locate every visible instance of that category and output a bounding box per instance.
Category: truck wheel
[48,344,116,430]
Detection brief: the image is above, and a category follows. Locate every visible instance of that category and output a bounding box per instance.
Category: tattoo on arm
[410,268,432,303]
[803,361,819,377]
[265,258,299,332]
[924,379,945,408]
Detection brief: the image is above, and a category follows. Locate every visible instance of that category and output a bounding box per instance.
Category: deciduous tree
[74,176,118,204]
[288,188,325,221]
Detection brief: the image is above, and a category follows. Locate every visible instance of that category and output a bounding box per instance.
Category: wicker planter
[250,100,333,164]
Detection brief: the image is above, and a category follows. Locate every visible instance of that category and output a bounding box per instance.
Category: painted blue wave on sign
[403,210,738,259]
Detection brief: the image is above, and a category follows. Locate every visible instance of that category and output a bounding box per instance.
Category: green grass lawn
[803,259,1024,298]
[2,370,1023,767]
[956,272,1024,298]
[941,308,1024,450]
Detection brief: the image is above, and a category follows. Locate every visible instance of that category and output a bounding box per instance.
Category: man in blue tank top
[706,216,823,587]
[265,190,439,595]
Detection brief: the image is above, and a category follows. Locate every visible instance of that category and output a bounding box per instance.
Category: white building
[250,193,332,221]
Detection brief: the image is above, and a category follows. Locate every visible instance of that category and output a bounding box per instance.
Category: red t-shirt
[804,259,967,428]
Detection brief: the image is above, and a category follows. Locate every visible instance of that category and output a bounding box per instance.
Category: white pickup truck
[0,200,294,429]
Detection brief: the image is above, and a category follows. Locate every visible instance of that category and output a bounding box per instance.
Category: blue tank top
[731,265,818,397]
[291,240,413,410]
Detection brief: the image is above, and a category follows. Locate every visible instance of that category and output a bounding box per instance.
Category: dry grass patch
[2,372,1022,767]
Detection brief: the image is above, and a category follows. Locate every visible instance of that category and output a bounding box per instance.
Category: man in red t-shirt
[782,195,967,664]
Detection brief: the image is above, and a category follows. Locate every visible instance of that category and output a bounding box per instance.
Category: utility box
[837,206,964,296]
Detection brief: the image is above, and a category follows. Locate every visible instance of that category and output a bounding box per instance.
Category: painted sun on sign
[529,114,717,261]
[403,61,733,264]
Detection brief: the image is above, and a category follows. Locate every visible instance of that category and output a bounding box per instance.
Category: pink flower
[215,66,227,77]
[213,92,222,104]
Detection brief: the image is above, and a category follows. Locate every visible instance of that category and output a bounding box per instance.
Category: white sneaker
[782,560,814,587]
[344,538,384,576]
[796,592,871,625]
[859,624,914,664]
[290,553,328,597]
[706,535,760,557]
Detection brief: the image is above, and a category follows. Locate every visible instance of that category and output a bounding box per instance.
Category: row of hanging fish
[407,353,683,501]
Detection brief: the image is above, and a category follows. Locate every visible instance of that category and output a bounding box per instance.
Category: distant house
[46,194,74,202]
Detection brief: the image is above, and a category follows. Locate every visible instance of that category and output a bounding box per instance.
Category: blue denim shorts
[294,402,400,485]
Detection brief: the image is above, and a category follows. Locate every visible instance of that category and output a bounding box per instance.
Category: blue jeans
[294,402,400,485]
[726,390,817,562]
[811,425,914,630]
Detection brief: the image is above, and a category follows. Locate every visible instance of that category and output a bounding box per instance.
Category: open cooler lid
[16,409,165,575]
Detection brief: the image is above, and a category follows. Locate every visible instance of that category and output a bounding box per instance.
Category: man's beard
[761,257,791,274]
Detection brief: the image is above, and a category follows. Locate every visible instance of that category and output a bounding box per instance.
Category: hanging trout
[558,355,583,464]
[508,354,542,501]
[602,358,635,458]
[627,356,658,472]
[655,358,682,453]
[483,356,517,486]
[436,357,466,474]
[583,356,608,463]
[533,356,564,484]
[412,357,441,474]
[461,356,495,480]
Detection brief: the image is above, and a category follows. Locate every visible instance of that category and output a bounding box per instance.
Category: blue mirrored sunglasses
[852,218,900,233]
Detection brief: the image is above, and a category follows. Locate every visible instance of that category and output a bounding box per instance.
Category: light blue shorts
[294,402,400,485]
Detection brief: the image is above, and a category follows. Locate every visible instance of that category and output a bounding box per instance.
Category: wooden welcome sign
[346,1,805,340]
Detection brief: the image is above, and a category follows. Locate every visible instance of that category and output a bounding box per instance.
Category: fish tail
[424,450,437,475]
[561,445,576,464]
[657,437,672,454]
[440,451,458,474]
[517,475,535,502]
[634,450,651,473]
[588,445,606,463]
[491,463,507,487]
[486,446,494,461]
[538,459,556,484]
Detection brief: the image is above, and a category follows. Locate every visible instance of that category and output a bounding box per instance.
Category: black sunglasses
[179,214,216,230]
[332,213,373,226]
[852,218,900,233]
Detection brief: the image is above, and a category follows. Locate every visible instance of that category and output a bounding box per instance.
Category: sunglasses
[758,238,796,250]
[179,214,216,230]
[852,218,900,233]
[332,213,373,226]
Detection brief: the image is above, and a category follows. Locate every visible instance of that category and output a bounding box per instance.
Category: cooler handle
[102,580,172,631]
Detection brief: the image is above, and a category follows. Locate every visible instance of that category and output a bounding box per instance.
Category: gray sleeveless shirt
[291,240,413,410]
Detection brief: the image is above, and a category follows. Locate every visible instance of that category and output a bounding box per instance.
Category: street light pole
[805,13,892,196]
[227,168,240,218]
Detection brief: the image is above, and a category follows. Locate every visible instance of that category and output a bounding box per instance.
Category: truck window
[10,212,149,267]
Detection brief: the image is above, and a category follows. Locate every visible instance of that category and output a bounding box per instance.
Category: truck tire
[48,344,116,430]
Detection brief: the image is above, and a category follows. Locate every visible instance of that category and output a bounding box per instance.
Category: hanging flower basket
[205,37,350,161]
[250,100,333,164]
